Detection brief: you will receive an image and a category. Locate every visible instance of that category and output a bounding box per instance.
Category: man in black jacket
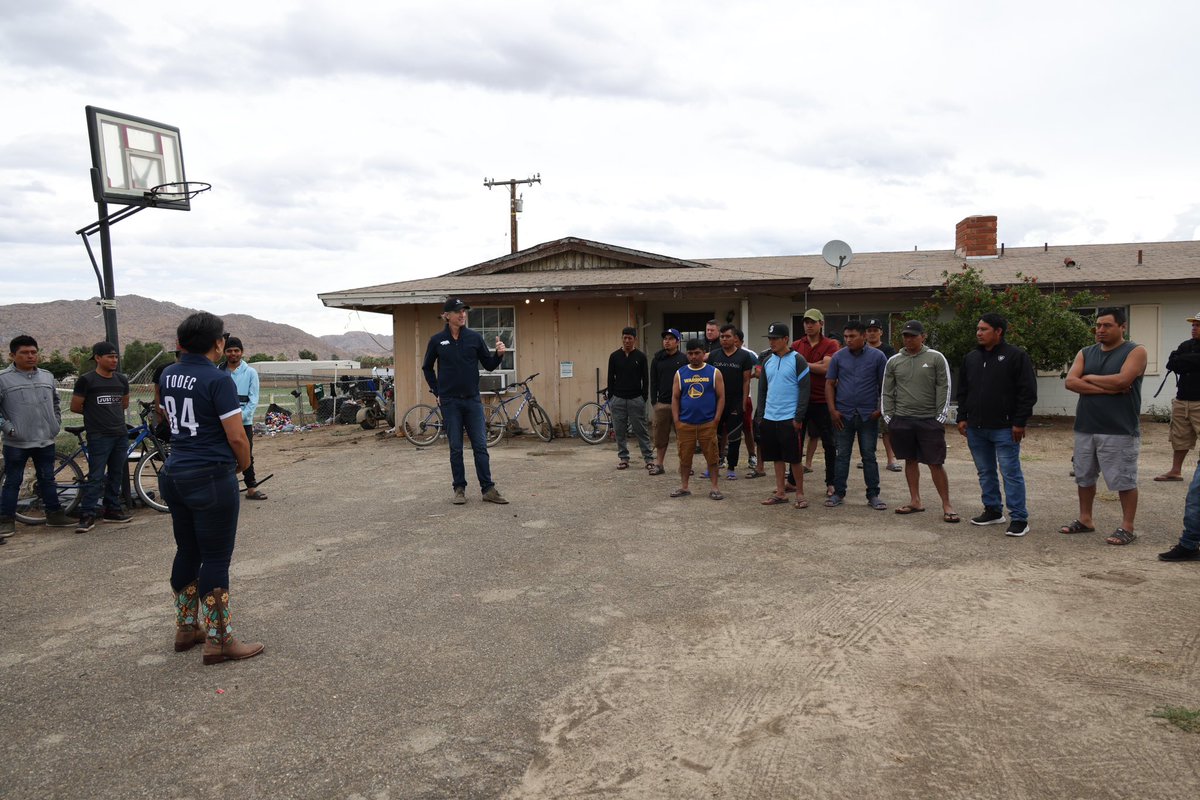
[421,298,509,505]
[1154,313,1200,482]
[607,327,652,470]
[956,313,1038,536]
[648,329,687,476]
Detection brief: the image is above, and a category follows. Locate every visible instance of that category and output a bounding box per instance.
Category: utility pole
[484,173,540,253]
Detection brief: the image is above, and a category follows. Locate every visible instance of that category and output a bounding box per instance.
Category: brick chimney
[955,215,998,258]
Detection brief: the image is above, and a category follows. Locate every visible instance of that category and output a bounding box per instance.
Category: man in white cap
[1154,311,1200,482]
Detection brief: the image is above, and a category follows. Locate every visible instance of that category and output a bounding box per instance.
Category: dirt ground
[1,418,1198,799]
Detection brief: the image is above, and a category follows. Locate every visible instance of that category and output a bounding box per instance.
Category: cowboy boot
[200,587,264,665]
[172,581,206,652]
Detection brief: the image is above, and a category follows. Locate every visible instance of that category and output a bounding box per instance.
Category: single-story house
[319,216,1200,425]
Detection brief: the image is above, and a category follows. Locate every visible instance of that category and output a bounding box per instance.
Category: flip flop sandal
[793,498,810,509]
[744,471,765,479]
[616,461,629,470]
[895,505,926,515]
[869,497,888,510]
[1153,474,1184,482]
[761,495,788,505]
[943,512,961,524]
[245,492,269,501]
[1106,527,1137,545]
[647,464,665,475]
[1059,519,1095,534]
[709,490,724,501]
[670,488,691,498]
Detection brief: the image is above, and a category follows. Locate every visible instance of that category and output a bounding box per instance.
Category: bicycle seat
[64,425,86,436]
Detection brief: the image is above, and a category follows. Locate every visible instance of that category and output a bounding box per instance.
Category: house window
[472,306,516,384]
[663,312,714,346]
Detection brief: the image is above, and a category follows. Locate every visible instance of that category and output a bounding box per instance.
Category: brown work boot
[200,588,264,665]
[172,581,207,652]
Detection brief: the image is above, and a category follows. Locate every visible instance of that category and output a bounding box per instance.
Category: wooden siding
[511,252,642,273]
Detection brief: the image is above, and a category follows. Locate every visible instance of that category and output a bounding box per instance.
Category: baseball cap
[803,309,824,322]
[900,320,925,335]
[765,322,790,339]
[1187,312,1200,323]
[443,298,470,312]
[91,341,118,357]
[865,318,884,329]
[661,328,681,341]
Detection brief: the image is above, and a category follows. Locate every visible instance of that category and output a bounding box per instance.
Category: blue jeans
[79,433,127,514]
[966,427,1027,520]
[1,444,63,518]
[440,396,494,493]
[161,461,241,596]
[611,396,652,463]
[1179,460,1200,550]
[833,414,880,499]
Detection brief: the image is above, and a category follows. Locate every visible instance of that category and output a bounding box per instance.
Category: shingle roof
[320,237,1200,311]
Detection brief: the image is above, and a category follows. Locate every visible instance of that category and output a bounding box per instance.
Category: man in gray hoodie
[0,335,74,538]
[881,321,959,523]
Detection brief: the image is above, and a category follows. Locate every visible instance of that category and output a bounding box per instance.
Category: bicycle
[2,400,170,523]
[398,395,492,448]
[574,389,614,445]
[484,374,553,444]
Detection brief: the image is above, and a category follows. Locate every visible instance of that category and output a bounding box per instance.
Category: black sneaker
[1005,519,1030,537]
[1158,544,1200,562]
[970,507,1006,526]
[75,514,97,534]
[101,508,133,524]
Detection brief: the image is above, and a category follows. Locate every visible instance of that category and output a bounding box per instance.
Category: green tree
[120,340,166,378]
[42,350,77,380]
[359,355,393,368]
[247,353,274,363]
[276,353,287,362]
[905,265,1103,375]
[67,345,92,372]
[298,349,318,361]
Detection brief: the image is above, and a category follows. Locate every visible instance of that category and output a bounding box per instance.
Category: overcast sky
[3,0,1198,336]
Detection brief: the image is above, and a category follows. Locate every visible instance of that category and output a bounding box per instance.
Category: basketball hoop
[147,181,212,206]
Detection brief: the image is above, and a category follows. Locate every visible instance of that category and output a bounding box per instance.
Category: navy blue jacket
[422,325,503,399]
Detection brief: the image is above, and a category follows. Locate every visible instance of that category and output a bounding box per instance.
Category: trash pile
[256,403,323,436]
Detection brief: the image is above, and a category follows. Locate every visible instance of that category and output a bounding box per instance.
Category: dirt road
[1,419,1197,798]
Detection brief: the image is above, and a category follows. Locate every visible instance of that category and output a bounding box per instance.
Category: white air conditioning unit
[479,373,508,393]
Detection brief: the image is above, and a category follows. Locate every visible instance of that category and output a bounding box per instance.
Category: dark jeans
[161,462,240,596]
[242,424,258,488]
[441,396,494,493]
[833,414,880,499]
[79,433,126,514]
[1,444,63,518]
[798,404,837,487]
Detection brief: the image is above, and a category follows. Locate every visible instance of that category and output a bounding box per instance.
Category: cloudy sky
[3,0,1198,335]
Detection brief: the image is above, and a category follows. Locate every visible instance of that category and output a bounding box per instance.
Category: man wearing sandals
[1152,313,1200,483]
[607,326,652,471]
[753,323,811,508]
[648,329,687,476]
[1063,307,1147,545]
[881,321,959,523]
[671,339,725,500]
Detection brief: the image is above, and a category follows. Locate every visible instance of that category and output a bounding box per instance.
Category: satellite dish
[821,240,854,287]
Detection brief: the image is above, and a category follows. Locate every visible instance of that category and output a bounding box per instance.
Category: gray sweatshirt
[881,344,952,423]
[0,365,62,449]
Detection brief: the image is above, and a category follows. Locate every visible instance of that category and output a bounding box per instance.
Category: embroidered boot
[200,588,264,666]
[172,581,207,652]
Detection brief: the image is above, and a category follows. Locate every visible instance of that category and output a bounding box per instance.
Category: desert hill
[0,295,392,360]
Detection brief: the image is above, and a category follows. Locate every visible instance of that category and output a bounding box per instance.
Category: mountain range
[0,295,394,360]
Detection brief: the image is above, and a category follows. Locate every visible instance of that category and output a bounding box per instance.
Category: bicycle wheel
[134,450,169,512]
[574,402,611,445]
[485,404,508,446]
[401,404,442,447]
[529,403,553,442]
[5,452,84,524]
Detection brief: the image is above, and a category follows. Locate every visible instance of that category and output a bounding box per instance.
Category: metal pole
[96,199,119,351]
[510,183,519,253]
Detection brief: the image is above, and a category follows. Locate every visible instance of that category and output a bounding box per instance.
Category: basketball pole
[95,197,120,352]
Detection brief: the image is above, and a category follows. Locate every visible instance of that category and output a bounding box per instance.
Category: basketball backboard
[85,106,191,210]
